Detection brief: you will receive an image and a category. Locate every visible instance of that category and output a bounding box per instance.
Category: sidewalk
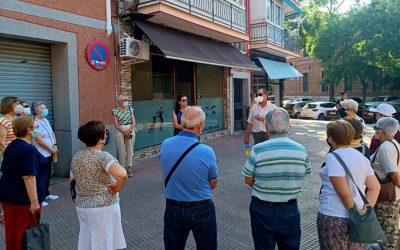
[0,120,377,249]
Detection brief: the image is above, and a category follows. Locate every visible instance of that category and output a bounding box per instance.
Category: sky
[337,0,370,13]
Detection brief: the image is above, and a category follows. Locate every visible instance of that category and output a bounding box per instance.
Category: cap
[369,103,396,117]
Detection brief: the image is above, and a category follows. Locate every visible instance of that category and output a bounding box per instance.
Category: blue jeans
[164,200,217,250]
[250,197,301,250]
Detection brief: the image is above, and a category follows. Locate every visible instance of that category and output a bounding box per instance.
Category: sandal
[127,166,133,177]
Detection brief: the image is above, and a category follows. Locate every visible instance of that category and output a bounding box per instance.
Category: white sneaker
[46,195,59,201]
[42,201,48,207]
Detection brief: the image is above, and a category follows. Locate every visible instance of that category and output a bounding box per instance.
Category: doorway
[234,79,244,131]
[175,62,194,105]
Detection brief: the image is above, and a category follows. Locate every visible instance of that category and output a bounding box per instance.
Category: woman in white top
[372,117,400,250]
[318,120,380,250]
[31,101,59,206]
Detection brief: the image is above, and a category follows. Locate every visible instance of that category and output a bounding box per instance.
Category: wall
[250,0,266,23]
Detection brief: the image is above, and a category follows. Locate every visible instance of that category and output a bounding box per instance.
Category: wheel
[295,112,301,119]
[317,113,325,120]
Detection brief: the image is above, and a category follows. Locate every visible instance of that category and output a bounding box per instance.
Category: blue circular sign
[86,40,110,70]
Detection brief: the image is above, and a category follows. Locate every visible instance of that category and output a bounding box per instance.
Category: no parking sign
[86,40,110,70]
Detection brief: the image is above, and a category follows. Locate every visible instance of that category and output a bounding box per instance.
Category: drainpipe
[106,0,113,36]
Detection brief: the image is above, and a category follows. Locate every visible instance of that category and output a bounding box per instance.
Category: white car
[301,102,336,120]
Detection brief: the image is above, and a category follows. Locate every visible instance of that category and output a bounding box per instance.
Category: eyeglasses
[373,126,381,131]
[181,99,187,102]
[256,93,264,97]
[23,105,29,108]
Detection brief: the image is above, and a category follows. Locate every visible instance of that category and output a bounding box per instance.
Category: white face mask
[122,101,129,107]
[256,96,264,103]
[23,107,32,115]
[15,104,24,114]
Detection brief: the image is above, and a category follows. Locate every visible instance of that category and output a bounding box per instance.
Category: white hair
[376,117,400,137]
[265,108,290,135]
[341,99,359,112]
[181,106,206,130]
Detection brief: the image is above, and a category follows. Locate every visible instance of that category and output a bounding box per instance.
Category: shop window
[196,64,223,133]
[303,73,309,92]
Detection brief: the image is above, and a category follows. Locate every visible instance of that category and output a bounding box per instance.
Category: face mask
[15,104,24,114]
[32,129,39,138]
[256,96,264,103]
[41,109,49,118]
[23,107,31,115]
[123,101,129,107]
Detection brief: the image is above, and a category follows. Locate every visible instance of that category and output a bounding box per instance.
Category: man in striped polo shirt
[242,107,312,250]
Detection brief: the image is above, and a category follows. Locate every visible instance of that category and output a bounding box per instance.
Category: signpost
[86,40,110,70]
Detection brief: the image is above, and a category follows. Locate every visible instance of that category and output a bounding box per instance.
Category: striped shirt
[0,116,16,147]
[112,107,133,125]
[242,135,312,202]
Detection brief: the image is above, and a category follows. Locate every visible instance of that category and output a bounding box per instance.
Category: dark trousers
[164,200,217,250]
[45,156,52,196]
[250,197,301,250]
[253,132,269,145]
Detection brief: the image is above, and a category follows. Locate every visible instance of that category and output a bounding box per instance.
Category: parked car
[300,102,336,120]
[284,101,309,119]
[362,105,378,124]
[364,96,400,109]
[324,107,339,120]
[393,103,400,123]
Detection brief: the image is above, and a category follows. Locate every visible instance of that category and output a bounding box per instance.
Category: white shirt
[247,102,277,132]
[319,148,374,218]
[372,139,400,199]
[32,118,55,157]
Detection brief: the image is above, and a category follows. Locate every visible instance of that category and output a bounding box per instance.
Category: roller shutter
[0,38,54,125]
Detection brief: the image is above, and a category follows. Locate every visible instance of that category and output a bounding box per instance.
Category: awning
[257,57,303,80]
[135,21,259,70]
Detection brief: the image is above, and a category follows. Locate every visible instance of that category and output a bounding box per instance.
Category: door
[234,79,243,131]
[175,62,194,105]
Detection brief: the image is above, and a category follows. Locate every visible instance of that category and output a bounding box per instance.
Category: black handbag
[331,152,387,244]
[22,212,50,250]
[70,179,77,202]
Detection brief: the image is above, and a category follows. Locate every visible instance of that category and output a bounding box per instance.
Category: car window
[306,104,317,108]
[370,96,387,102]
[284,104,294,108]
[387,96,400,102]
[319,103,335,108]
[295,103,306,108]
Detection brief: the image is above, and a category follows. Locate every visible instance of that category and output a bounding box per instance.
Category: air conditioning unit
[120,38,150,60]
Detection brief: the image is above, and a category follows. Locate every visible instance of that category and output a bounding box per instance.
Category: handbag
[373,141,399,203]
[22,212,50,250]
[331,152,387,244]
[70,179,77,202]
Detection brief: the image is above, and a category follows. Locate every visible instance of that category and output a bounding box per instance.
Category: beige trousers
[116,125,135,167]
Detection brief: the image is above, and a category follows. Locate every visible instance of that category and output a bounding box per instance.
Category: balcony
[250,22,300,57]
[137,0,248,42]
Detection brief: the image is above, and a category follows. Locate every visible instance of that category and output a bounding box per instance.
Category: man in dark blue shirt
[160,106,218,250]
[336,91,347,118]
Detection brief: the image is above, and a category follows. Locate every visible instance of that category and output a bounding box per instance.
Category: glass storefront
[132,55,224,149]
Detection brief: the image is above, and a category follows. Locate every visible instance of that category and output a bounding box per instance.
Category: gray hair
[265,108,290,135]
[258,88,268,94]
[341,99,359,112]
[376,117,400,137]
[181,106,206,130]
[31,101,45,115]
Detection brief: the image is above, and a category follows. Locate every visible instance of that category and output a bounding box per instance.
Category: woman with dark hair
[172,94,187,136]
[318,120,380,249]
[70,121,128,250]
[0,116,47,250]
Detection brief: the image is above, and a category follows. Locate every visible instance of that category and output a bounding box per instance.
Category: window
[321,71,328,92]
[267,1,282,26]
[303,73,309,92]
[344,78,352,92]
[275,5,282,26]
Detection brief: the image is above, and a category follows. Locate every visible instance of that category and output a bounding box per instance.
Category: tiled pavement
[0,119,378,249]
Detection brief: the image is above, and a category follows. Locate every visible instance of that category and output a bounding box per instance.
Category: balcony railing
[139,0,247,32]
[250,22,299,53]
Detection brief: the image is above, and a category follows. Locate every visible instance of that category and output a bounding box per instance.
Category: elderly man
[244,88,277,145]
[369,103,400,154]
[242,108,312,250]
[372,117,400,250]
[160,106,218,250]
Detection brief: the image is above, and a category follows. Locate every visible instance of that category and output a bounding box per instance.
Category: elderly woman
[71,120,128,250]
[0,116,47,250]
[372,117,400,250]
[112,95,136,177]
[172,94,188,136]
[343,117,370,159]
[19,100,31,116]
[341,99,367,136]
[31,101,59,206]
[318,120,380,250]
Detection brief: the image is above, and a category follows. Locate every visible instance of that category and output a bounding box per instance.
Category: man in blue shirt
[160,106,218,250]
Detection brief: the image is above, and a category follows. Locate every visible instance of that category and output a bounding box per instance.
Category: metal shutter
[0,38,54,125]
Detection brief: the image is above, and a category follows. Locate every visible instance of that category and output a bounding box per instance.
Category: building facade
[0,0,121,176]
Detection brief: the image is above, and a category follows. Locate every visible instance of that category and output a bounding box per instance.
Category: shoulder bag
[374,141,399,203]
[22,212,50,250]
[331,152,387,244]
[164,142,200,188]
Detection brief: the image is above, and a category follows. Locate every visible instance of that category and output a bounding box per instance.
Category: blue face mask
[32,129,39,138]
[41,109,49,118]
